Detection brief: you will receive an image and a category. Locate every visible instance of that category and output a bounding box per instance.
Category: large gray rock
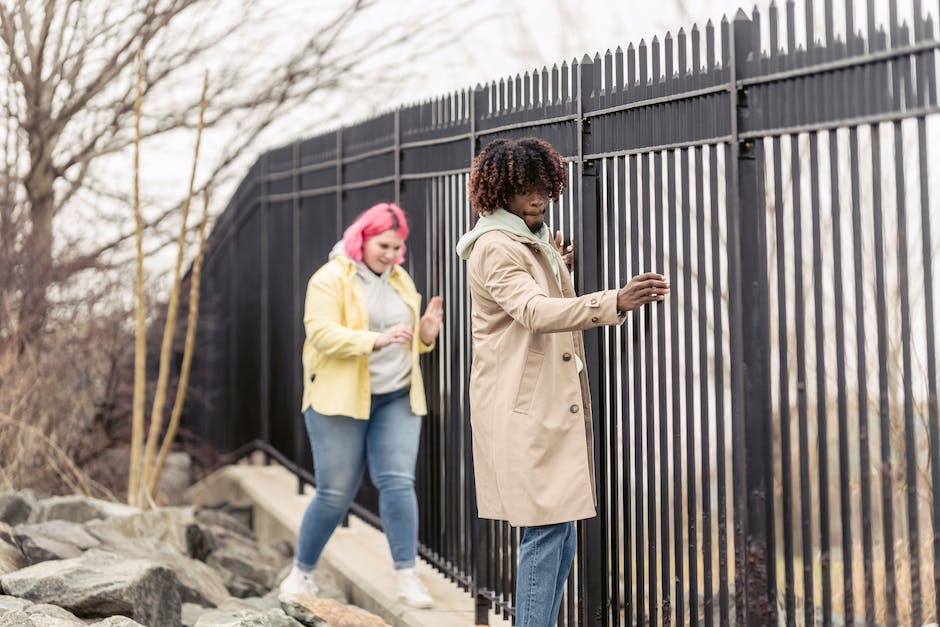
[85,507,195,555]
[0,594,31,613]
[192,524,288,598]
[0,492,36,526]
[0,609,80,626]
[96,535,229,607]
[279,596,388,627]
[194,508,254,541]
[0,525,24,575]
[0,602,84,625]
[278,598,328,627]
[30,496,139,525]
[13,520,100,564]
[183,601,211,626]
[156,452,193,506]
[0,549,182,626]
[87,617,147,626]
[193,606,303,626]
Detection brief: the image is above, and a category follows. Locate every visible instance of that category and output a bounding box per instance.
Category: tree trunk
[19,128,56,344]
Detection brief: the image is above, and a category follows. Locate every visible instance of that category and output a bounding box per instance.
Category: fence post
[469,83,491,627]
[260,153,271,463]
[575,53,608,627]
[394,109,401,206]
[292,140,305,495]
[335,128,344,240]
[728,9,776,625]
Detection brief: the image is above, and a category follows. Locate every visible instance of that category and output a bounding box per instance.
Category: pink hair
[342,202,409,263]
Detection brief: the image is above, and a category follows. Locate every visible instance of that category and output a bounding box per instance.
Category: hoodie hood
[455,208,561,286]
[455,209,552,259]
[329,240,347,261]
[330,239,393,282]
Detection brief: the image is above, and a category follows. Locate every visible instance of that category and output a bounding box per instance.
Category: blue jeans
[515,521,577,627]
[295,388,422,571]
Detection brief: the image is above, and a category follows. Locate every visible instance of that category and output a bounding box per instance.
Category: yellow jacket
[301,254,433,418]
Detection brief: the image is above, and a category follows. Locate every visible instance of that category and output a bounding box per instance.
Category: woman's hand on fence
[616,273,670,313]
[553,230,574,268]
[419,296,444,345]
[374,324,413,351]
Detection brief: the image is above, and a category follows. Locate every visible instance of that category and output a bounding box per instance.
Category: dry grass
[0,305,134,499]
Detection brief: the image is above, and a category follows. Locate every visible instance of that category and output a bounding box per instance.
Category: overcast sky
[116,0,905,278]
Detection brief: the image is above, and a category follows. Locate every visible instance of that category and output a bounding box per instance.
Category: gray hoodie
[329,242,413,395]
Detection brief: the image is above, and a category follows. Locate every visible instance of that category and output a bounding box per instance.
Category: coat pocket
[512,348,544,414]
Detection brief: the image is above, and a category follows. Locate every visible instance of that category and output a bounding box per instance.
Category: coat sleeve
[476,240,624,333]
[304,268,380,357]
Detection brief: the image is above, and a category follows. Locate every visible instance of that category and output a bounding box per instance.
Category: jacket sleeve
[476,240,624,333]
[304,269,379,357]
[417,334,436,354]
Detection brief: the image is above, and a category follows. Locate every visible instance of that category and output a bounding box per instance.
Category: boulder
[0,602,84,625]
[13,520,100,564]
[192,606,303,626]
[0,492,36,526]
[182,601,211,627]
[88,617,147,626]
[0,609,80,626]
[96,535,229,607]
[0,525,24,575]
[156,452,193,506]
[0,594,31,613]
[30,496,138,525]
[0,549,181,626]
[194,508,254,541]
[280,596,389,627]
[85,507,195,555]
[193,524,288,598]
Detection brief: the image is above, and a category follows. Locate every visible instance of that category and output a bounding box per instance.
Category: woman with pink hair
[280,202,443,608]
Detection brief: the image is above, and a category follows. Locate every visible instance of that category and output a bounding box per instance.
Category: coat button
[590,298,598,305]
[569,404,579,413]
[591,316,599,323]
[562,352,572,362]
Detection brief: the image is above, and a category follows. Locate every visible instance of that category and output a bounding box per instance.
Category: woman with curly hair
[457,138,669,627]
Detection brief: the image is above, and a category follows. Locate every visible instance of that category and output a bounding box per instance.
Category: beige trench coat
[466,230,624,526]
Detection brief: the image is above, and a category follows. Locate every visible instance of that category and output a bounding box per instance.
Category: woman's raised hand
[374,324,414,351]
[419,296,444,345]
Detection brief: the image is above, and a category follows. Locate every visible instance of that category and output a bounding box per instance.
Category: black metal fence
[187,0,940,624]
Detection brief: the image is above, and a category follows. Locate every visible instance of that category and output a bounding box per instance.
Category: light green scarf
[455,208,562,288]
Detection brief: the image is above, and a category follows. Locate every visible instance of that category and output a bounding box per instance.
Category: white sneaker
[396,567,433,609]
[279,565,319,598]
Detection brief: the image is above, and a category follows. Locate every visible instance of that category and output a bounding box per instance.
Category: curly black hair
[468,138,568,215]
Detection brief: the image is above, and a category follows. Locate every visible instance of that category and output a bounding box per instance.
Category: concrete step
[186,462,512,627]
